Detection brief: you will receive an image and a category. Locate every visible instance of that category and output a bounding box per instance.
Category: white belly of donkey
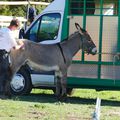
[28,60,59,71]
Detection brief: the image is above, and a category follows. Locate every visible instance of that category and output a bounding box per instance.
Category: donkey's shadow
[12,93,120,107]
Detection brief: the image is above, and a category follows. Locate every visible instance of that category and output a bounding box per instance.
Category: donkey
[6,23,97,100]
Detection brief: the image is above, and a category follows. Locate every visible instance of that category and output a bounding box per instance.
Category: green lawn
[0,89,120,120]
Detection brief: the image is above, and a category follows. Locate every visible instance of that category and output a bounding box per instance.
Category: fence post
[92,97,101,120]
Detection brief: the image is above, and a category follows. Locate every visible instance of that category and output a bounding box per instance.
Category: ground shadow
[12,93,120,107]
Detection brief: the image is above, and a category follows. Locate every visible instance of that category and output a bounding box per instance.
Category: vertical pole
[117,0,120,52]
[83,0,86,29]
[61,0,69,41]
[92,98,101,120]
[98,0,103,79]
[82,0,87,62]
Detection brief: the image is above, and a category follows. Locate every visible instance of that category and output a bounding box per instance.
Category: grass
[0,89,120,120]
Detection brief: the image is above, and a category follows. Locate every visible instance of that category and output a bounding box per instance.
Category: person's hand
[14,40,25,50]
[18,40,24,46]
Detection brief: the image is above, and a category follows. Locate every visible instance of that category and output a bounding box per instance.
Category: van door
[25,12,62,44]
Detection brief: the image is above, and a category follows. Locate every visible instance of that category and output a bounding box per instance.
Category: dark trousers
[0,50,11,95]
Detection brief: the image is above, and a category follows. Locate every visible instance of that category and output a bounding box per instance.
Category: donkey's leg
[61,72,67,98]
[55,71,61,97]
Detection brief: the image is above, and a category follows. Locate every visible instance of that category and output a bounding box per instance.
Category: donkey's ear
[75,23,83,34]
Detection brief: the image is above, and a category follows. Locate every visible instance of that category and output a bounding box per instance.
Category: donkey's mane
[60,31,80,44]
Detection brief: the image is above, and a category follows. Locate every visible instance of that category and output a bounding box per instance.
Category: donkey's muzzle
[91,47,97,55]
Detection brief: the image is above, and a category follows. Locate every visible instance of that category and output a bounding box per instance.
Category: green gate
[64,0,120,90]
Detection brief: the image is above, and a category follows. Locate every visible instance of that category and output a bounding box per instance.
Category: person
[28,6,36,24]
[0,19,23,98]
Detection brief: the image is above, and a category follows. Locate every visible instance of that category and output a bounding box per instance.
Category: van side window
[37,13,61,42]
[28,13,61,42]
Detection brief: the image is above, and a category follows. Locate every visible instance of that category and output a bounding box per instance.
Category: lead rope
[97,52,120,85]
[57,43,66,63]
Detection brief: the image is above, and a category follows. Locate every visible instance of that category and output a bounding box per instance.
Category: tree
[0,0,53,17]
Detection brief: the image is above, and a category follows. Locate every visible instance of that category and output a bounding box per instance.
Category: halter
[79,32,91,55]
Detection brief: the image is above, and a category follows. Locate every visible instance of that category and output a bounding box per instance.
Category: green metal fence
[64,0,120,90]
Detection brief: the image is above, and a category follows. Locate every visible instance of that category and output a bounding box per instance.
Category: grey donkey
[5,23,97,100]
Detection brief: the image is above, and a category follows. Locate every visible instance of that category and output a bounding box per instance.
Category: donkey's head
[75,23,97,55]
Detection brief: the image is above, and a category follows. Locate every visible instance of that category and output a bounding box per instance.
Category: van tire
[10,69,32,95]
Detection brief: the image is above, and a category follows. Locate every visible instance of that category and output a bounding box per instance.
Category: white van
[11,0,120,95]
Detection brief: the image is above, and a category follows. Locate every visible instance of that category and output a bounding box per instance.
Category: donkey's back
[23,40,69,71]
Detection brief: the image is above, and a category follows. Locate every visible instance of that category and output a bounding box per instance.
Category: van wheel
[10,69,32,95]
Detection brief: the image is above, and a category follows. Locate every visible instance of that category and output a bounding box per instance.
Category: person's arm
[15,40,24,50]
[8,32,24,50]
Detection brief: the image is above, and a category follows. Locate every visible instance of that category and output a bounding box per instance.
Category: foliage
[0,0,53,17]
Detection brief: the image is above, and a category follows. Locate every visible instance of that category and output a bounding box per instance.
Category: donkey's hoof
[57,95,67,102]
